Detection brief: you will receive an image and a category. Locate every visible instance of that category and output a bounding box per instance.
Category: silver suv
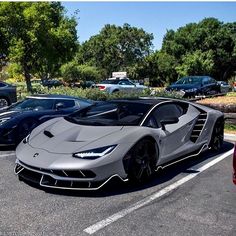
[96,78,147,94]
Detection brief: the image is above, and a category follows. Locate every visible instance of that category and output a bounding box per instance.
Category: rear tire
[209,118,224,152]
[0,97,10,108]
[127,139,158,183]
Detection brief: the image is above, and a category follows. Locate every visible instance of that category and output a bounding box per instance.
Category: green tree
[78,23,154,76]
[60,61,104,83]
[160,18,236,82]
[60,61,81,83]
[176,50,214,77]
[0,2,77,91]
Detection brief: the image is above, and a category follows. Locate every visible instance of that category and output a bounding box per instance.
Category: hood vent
[43,130,54,138]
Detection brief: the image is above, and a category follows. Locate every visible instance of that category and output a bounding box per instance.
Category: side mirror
[160,117,179,131]
[55,103,64,110]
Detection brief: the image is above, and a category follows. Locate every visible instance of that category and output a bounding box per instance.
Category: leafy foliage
[60,62,105,83]
[0,2,77,91]
[160,18,236,83]
[78,23,154,77]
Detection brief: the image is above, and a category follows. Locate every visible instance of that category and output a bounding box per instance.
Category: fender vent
[190,112,207,142]
[44,130,54,138]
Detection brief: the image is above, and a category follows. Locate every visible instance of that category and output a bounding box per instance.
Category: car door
[202,77,219,94]
[146,102,200,163]
[53,99,76,114]
[39,99,76,123]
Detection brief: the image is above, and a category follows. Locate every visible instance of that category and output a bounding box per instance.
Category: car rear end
[96,81,117,93]
[0,82,17,107]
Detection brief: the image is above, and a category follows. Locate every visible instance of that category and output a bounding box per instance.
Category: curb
[224,133,236,141]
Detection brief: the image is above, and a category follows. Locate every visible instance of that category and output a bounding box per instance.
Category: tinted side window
[55,99,75,109]
[202,78,209,85]
[209,78,216,83]
[144,103,186,128]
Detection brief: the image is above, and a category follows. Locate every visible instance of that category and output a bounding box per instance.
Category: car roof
[110,97,174,105]
[182,76,211,79]
[26,94,91,102]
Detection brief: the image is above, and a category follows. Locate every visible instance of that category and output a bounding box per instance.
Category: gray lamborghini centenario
[14,98,224,190]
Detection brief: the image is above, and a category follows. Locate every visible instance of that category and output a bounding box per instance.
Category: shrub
[14,81,185,102]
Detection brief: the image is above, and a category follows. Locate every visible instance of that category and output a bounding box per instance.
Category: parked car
[0,94,93,146]
[41,79,64,88]
[233,144,236,185]
[166,76,221,97]
[70,80,96,89]
[15,97,224,190]
[96,78,147,93]
[0,81,17,107]
[217,81,231,93]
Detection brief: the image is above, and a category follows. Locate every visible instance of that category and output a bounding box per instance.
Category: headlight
[0,117,11,125]
[72,145,117,159]
[185,88,197,93]
[23,134,30,144]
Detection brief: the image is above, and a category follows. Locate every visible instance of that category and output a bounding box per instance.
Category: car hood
[167,84,201,91]
[29,118,123,154]
[0,110,21,119]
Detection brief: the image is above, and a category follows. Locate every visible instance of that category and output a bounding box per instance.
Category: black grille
[19,161,96,178]
[19,168,42,184]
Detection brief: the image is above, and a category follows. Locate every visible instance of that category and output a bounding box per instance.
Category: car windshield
[65,101,152,126]
[99,80,120,85]
[10,98,54,111]
[175,77,203,85]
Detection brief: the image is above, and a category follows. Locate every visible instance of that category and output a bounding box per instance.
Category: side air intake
[190,112,207,142]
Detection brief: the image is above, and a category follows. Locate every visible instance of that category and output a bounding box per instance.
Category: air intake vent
[43,130,54,138]
[190,112,207,142]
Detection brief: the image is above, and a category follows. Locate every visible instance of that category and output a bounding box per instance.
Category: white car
[96,78,147,93]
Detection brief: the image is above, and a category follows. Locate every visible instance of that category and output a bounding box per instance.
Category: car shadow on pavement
[21,141,234,198]
[0,145,16,151]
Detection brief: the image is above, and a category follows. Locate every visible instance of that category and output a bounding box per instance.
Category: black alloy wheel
[210,118,224,152]
[128,139,158,183]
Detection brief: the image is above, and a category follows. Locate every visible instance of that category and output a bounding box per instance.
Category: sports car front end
[14,117,139,190]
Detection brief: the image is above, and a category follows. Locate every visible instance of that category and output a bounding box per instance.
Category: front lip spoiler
[14,160,128,191]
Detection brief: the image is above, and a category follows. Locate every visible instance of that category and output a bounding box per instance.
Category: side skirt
[155,143,208,172]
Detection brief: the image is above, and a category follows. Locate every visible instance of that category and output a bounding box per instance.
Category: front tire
[127,139,158,183]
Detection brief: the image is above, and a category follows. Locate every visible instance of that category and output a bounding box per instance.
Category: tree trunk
[24,65,32,93]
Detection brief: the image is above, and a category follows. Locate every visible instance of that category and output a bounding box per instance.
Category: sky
[62,1,236,50]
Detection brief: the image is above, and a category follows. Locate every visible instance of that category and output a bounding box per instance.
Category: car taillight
[98,85,106,90]
[233,144,236,184]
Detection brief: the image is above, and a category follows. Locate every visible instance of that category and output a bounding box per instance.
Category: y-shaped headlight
[23,134,30,144]
[73,145,117,159]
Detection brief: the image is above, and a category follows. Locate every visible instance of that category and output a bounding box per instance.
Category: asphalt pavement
[0,139,235,236]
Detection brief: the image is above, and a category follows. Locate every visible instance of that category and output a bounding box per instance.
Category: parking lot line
[83,148,234,235]
[0,152,15,158]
